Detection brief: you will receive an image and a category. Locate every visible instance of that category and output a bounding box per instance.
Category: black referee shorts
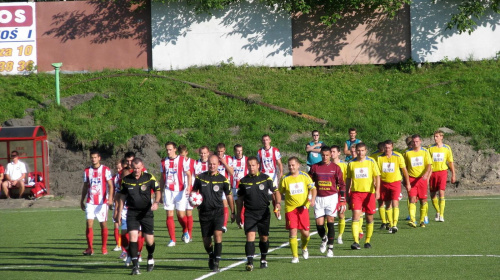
[199,208,224,237]
[127,210,154,235]
[244,207,270,236]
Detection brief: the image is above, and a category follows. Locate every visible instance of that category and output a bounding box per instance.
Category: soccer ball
[189,192,203,206]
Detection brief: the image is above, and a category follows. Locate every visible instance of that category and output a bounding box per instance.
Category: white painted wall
[411,0,500,63]
[151,1,293,70]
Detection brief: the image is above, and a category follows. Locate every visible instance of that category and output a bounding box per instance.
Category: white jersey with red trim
[194,159,209,176]
[83,165,112,205]
[161,156,189,192]
[231,156,248,189]
[184,157,196,189]
[218,154,233,179]
[257,146,281,176]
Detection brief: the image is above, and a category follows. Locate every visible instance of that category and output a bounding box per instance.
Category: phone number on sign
[0,60,35,72]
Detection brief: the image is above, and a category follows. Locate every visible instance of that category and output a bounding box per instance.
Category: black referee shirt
[120,172,159,211]
[193,171,231,212]
[237,172,276,211]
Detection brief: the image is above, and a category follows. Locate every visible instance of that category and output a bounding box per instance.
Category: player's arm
[308,184,317,207]
[277,158,283,180]
[185,170,192,197]
[401,167,411,193]
[106,179,114,206]
[448,162,456,184]
[344,142,350,155]
[422,164,432,181]
[225,182,235,223]
[80,182,89,211]
[345,178,352,204]
[236,187,244,225]
[151,176,161,211]
[374,175,381,200]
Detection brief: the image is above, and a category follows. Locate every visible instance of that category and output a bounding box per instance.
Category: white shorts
[185,196,193,210]
[232,188,239,200]
[163,189,188,211]
[222,192,227,200]
[85,203,109,222]
[314,193,339,219]
[121,208,128,230]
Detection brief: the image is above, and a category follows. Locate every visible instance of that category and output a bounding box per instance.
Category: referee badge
[140,185,147,191]
[259,184,265,190]
[213,185,220,192]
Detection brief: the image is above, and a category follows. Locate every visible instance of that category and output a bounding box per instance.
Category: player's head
[355,143,367,159]
[262,134,271,148]
[287,157,300,175]
[10,150,19,162]
[199,146,210,161]
[434,130,444,143]
[216,143,226,157]
[405,136,414,150]
[330,145,341,160]
[384,140,394,155]
[165,141,177,158]
[90,150,101,165]
[377,141,385,153]
[312,130,320,140]
[131,158,144,177]
[247,156,260,175]
[208,155,219,174]
[233,144,243,159]
[178,144,188,156]
[411,134,422,149]
[120,158,129,170]
[124,151,135,167]
[348,128,357,140]
[320,146,331,164]
[116,159,123,172]
[350,143,357,157]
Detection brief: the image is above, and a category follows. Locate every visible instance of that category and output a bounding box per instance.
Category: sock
[409,203,416,222]
[420,203,427,223]
[241,206,246,224]
[289,236,298,257]
[205,245,213,255]
[407,199,410,215]
[101,227,108,249]
[393,207,399,227]
[214,242,222,263]
[114,228,120,247]
[146,242,155,260]
[178,215,187,233]
[138,234,144,253]
[245,242,255,264]
[121,233,129,252]
[359,217,364,234]
[129,241,138,267]
[316,224,326,239]
[86,227,93,250]
[339,218,345,236]
[167,216,176,242]
[439,198,446,218]
[365,222,374,243]
[326,222,335,245]
[432,197,440,213]
[259,240,269,261]
[379,205,387,224]
[223,207,228,227]
[187,215,193,238]
[300,234,310,250]
[386,208,394,227]
[351,221,360,243]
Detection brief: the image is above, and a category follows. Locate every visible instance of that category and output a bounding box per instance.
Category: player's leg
[163,189,177,246]
[186,209,193,242]
[257,212,271,268]
[325,215,335,257]
[364,213,374,248]
[245,230,257,270]
[378,199,387,229]
[385,199,393,230]
[286,209,299,262]
[298,206,311,259]
[408,177,418,227]
[222,193,229,232]
[113,205,121,251]
[96,204,109,255]
[439,188,446,221]
[337,211,345,244]
[418,179,429,227]
[85,218,95,254]
[363,193,376,248]
[176,191,189,242]
[128,229,140,274]
[212,208,225,271]
[141,212,156,272]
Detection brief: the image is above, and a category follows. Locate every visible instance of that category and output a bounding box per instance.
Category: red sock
[114,228,120,246]
[178,215,187,233]
[86,227,93,250]
[167,216,176,242]
[138,234,144,253]
[187,215,193,237]
[101,227,108,249]
[241,206,246,224]
[121,232,129,252]
[223,207,228,227]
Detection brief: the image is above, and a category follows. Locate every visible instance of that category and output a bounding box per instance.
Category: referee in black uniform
[192,155,235,272]
[236,156,281,271]
[117,158,161,275]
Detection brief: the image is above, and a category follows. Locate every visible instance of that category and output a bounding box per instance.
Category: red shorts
[285,207,310,230]
[350,192,376,215]
[381,181,401,201]
[430,170,447,192]
[409,177,428,199]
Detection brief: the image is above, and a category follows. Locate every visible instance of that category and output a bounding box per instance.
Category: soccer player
[257,134,283,219]
[279,157,316,263]
[345,143,380,249]
[195,146,210,176]
[403,134,432,228]
[80,150,114,255]
[231,144,248,227]
[236,156,280,270]
[376,140,411,233]
[344,128,362,161]
[160,142,192,247]
[112,159,125,252]
[215,143,234,232]
[331,145,348,244]
[428,130,456,222]
[305,130,325,171]
[192,155,235,272]
[309,146,346,257]
[1,150,27,199]
[371,142,389,229]
[179,145,196,242]
[117,158,161,275]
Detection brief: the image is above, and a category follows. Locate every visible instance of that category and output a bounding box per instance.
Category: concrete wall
[292,6,411,66]
[151,1,293,70]
[411,0,500,63]
[36,1,150,72]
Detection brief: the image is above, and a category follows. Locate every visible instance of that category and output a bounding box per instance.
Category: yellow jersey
[428,144,454,172]
[279,171,315,213]
[376,152,406,183]
[337,160,348,184]
[346,157,381,193]
[404,148,432,178]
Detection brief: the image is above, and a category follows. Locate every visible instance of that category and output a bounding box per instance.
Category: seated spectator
[1,151,27,199]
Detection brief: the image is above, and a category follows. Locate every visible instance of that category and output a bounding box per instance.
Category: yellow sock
[289,236,298,257]
[301,234,310,250]
[386,208,394,227]
[359,217,364,234]
[379,205,387,224]
[118,235,121,247]
[432,197,439,213]
[339,218,346,236]
[420,203,427,223]
[352,221,360,243]
[393,207,399,227]
[365,222,374,244]
[440,198,446,218]
[409,203,416,222]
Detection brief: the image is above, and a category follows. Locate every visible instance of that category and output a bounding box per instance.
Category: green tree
[446,0,500,34]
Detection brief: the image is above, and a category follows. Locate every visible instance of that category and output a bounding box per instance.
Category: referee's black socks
[259,240,269,261]
[245,242,255,264]
[214,242,222,263]
[146,242,155,260]
[129,242,138,267]
[316,224,326,239]
[326,222,335,245]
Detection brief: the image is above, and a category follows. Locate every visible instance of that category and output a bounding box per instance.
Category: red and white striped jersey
[194,159,209,176]
[231,156,248,189]
[161,156,189,191]
[84,165,112,205]
[257,146,281,176]
[218,154,233,179]
[184,157,196,189]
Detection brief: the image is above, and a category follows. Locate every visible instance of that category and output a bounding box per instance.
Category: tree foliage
[446,0,500,34]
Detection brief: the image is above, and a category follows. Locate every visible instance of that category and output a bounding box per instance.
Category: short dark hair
[10,150,19,156]
[247,156,259,164]
[165,141,177,148]
[262,134,270,139]
[320,146,331,153]
[199,146,210,152]
[384,140,394,146]
[348,128,357,133]
[90,150,100,157]
[312,130,319,135]
[132,158,143,165]
[356,143,367,150]
[377,142,385,150]
[412,134,421,141]
[178,144,188,153]
[330,145,341,152]
[216,143,226,150]
[234,144,243,150]
[124,151,135,159]
[288,156,300,164]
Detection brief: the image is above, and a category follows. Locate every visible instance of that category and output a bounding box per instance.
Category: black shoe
[208,258,215,270]
[131,266,141,275]
[147,259,154,272]
[392,226,398,233]
[245,262,254,271]
[379,223,387,230]
[364,243,372,249]
[385,223,390,230]
[351,242,361,250]
[212,262,219,272]
[260,261,268,269]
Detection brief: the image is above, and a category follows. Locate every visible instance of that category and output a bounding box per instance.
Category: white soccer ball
[189,192,203,206]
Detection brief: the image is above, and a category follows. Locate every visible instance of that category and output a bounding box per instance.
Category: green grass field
[1,196,499,279]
